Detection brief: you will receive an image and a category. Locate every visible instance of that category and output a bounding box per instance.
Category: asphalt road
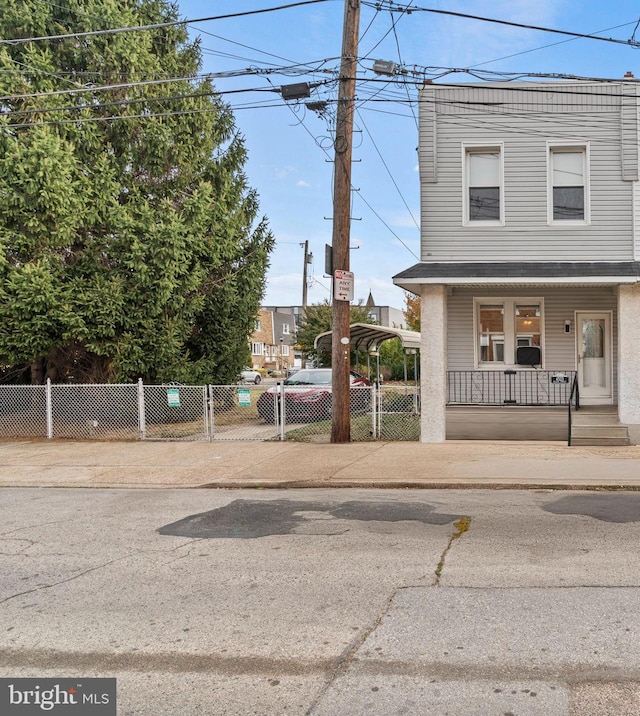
[2,488,640,715]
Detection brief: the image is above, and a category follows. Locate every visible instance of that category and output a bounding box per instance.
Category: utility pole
[331,0,360,443]
[301,239,310,369]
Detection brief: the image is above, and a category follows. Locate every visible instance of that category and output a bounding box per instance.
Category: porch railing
[447,370,577,406]
[567,373,580,446]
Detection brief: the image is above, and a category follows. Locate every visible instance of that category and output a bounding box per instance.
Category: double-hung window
[476,299,543,368]
[464,145,504,224]
[548,143,589,223]
[251,342,264,356]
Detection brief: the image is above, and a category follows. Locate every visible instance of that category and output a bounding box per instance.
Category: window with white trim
[251,342,264,356]
[282,323,290,335]
[464,145,503,224]
[475,298,543,368]
[254,320,262,331]
[281,344,290,356]
[548,144,589,223]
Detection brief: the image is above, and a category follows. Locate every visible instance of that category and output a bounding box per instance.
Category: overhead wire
[361,1,640,49]
[356,108,419,231]
[0,0,335,47]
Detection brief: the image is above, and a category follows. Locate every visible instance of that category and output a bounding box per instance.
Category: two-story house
[248,307,296,372]
[394,80,640,444]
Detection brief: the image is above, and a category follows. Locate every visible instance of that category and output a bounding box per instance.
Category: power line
[356,109,419,231]
[0,0,334,47]
[361,1,640,49]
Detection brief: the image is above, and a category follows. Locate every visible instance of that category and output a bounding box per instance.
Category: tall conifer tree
[0,0,273,384]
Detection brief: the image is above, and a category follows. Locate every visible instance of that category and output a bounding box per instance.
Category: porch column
[618,284,640,442]
[420,284,447,442]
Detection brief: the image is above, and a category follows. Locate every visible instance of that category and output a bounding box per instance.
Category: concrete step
[571,425,630,439]
[571,413,623,426]
[570,420,631,447]
[570,436,631,446]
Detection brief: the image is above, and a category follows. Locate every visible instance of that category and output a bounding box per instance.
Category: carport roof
[314,323,421,354]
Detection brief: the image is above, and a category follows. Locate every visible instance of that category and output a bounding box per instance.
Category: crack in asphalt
[0,538,206,604]
[305,585,405,716]
[433,516,471,586]
[306,517,470,712]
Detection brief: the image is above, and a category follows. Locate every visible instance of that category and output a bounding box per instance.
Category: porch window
[476,299,544,368]
[548,144,589,223]
[464,146,503,224]
[478,305,505,363]
[515,304,541,362]
[251,342,264,356]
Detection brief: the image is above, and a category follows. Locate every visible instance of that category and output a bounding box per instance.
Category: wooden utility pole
[331,0,360,443]
[301,239,310,369]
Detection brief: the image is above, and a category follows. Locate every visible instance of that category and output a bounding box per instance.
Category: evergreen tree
[0,0,273,384]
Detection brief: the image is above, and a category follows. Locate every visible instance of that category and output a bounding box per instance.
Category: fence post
[203,385,210,441]
[371,384,376,440]
[46,378,53,439]
[138,378,146,440]
[277,381,285,441]
[208,385,214,441]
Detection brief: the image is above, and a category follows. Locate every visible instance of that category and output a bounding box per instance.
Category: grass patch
[283,413,420,442]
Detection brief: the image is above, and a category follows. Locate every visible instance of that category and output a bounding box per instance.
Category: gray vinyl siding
[446,286,618,400]
[420,83,636,262]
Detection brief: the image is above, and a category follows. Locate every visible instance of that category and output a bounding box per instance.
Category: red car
[256,368,371,423]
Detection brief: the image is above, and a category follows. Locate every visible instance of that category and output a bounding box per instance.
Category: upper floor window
[254,320,262,332]
[464,145,503,225]
[282,323,290,335]
[548,144,589,224]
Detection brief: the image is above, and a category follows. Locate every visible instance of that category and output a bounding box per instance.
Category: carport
[314,323,421,384]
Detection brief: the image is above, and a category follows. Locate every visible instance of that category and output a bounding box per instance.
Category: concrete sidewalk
[2,439,640,489]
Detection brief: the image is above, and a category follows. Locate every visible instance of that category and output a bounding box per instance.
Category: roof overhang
[314,323,421,354]
[393,262,640,293]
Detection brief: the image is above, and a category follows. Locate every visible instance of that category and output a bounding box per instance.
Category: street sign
[334,269,354,302]
[550,373,570,384]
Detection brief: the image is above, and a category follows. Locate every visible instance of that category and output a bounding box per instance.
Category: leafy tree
[296,299,372,367]
[0,0,273,384]
[378,337,417,381]
[404,291,420,331]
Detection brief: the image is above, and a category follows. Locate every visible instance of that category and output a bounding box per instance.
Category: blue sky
[178,1,640,310]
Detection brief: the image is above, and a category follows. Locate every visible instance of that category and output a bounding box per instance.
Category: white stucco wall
[618,284,640,441]
[420,285,447,442]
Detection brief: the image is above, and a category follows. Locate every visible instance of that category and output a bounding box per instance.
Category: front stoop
[570,407,631,446]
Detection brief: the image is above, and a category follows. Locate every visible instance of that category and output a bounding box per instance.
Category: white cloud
[296,180,311,188]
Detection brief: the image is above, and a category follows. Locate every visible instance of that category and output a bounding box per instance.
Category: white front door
[576,312,612,403]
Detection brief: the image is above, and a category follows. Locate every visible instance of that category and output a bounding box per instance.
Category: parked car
[240,367,262,384]
[256,368,371,423]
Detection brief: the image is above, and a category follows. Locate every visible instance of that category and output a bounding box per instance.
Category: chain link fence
[0,380,421,442]
[0,385,47,438]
